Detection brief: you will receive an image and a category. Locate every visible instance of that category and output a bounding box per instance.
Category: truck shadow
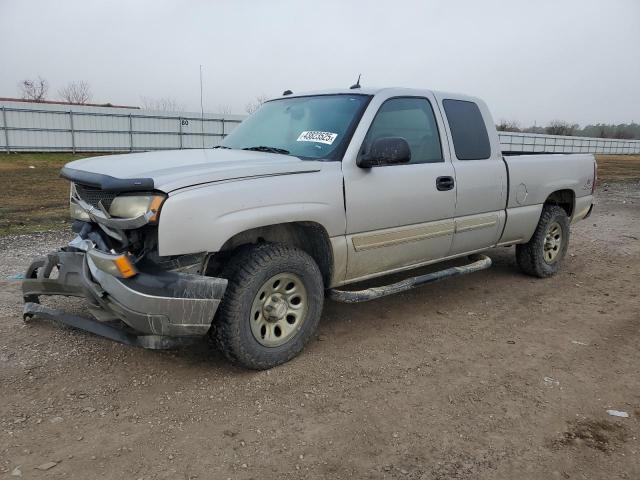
[319,246,520,332]
[149,247,521,371]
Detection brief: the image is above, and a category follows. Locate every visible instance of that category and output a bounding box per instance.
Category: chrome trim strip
[352,221,454,252]
[351,213,499,253]
[454,215,498,233]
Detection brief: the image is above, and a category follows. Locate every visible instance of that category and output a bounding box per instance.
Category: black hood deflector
[60,167,154,192]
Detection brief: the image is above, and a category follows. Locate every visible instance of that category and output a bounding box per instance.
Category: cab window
[361,97,443,164]
[442,99,491,160]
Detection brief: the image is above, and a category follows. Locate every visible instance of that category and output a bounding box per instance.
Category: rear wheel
[212,243,324,369]
[516,205,570,278]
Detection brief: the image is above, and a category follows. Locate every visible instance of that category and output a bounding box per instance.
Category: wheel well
[206,222,333,286]
[544,189,575,217]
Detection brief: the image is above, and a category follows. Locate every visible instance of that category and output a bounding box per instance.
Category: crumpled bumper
[22,250,227,349]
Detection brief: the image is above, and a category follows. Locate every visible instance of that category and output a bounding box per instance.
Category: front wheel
[516,205,570,278]
[212,243,324,369]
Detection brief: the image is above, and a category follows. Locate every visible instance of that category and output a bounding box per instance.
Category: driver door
[342,95,456,282]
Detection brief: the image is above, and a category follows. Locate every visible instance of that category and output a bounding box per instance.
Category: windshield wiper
[242,146,290,155]
[212,145,232,149]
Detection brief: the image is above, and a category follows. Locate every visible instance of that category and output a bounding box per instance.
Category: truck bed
[498,153,596,245]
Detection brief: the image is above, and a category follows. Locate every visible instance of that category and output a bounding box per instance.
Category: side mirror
[358,137,411,168]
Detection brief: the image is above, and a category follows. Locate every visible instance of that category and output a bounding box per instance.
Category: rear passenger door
[437,97,507,255]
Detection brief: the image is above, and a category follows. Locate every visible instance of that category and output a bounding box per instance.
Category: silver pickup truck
[23,87,596,369]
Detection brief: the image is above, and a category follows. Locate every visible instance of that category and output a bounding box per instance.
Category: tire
[516,205,570,278]
[212,243,324,369]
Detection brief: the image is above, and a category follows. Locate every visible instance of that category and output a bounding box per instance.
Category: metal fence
[2,100,640,155]
[498,132,640,155]
[0,100,244,152]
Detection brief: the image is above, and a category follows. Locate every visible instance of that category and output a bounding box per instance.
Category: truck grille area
[73,183,119,210]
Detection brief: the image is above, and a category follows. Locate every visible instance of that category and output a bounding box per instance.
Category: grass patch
[595,154,640,182]
[0,153,101,235]
[0,152,639,237]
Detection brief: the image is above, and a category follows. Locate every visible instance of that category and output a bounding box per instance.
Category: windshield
[221,94,371,160]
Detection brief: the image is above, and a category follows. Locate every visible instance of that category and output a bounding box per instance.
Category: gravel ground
[0,182,639,479]
[0,231,73,279]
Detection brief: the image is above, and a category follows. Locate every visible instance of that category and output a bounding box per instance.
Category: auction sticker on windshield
[297,131,338,145]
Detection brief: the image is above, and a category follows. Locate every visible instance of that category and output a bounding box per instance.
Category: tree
[245,94,268,115]
[579,123,640,139]
[496,119,521,132]
[521,125,546,135]
[140,96,184,112]
[612,126,634,139]
[505,121,640,140]
[545,120,578,136]
[58,81,92,104]
[18,76,48,102]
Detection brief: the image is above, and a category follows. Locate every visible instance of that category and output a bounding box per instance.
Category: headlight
[109,194,166,222]
[70,201,91,221]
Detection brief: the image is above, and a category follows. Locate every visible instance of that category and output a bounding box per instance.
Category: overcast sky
[1,0,638,125]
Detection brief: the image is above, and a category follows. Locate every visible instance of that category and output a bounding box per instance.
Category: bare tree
[245,94,269,115]
[496,119,521,132]
[140,96,184,112]
[58,81,92,104]
[18,76,48,102]
[545,120,579,136]
[612,127,634,139]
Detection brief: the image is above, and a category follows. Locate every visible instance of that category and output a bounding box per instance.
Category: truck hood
[63,149,322,192]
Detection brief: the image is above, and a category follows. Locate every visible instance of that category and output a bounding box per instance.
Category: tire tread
[212,243,323,369]
[516,205,569,278]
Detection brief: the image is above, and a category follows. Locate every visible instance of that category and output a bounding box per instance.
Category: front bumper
[22,249,227,349]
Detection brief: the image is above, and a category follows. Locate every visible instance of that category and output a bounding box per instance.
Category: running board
[328,254,492,303]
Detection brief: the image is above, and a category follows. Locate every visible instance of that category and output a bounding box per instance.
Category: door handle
[436,176,455,191]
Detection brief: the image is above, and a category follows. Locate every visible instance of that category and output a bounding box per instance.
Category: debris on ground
[543,376,560,386]
[35,462,58,471]
[606,410,630,418]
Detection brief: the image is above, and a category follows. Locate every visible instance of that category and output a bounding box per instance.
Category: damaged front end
[22,173,227,349]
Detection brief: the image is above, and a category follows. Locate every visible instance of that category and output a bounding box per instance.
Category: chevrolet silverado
[22,87,596,369]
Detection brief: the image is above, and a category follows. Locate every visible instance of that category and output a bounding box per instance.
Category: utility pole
[199,64,205,148]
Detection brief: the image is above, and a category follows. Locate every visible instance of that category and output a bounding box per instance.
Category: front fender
[157,164,345,256]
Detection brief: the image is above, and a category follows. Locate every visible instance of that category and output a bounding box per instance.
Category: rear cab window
[442,99,491,160]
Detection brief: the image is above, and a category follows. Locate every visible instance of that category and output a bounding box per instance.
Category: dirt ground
[1,181,639,479]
